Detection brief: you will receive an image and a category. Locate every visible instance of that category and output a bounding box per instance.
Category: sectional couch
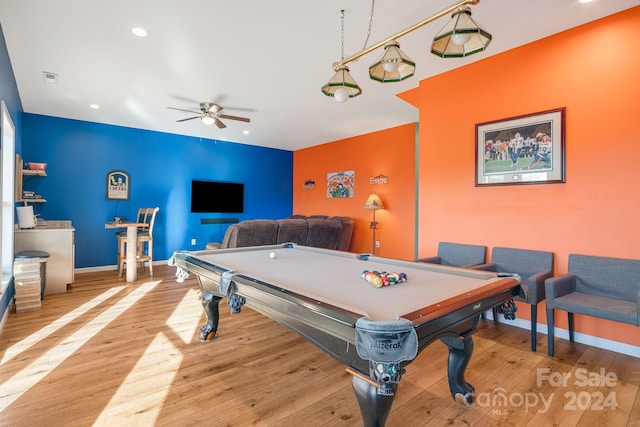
[206,215,354,252]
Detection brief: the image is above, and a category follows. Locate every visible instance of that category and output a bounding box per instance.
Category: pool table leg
[441,335,475,406]
[199,292,222,342]
[351,375,396,427]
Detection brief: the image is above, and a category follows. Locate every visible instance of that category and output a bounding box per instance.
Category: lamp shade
[431,7,492,58]
[321,65,362,102]
[363,193,385,210]
[369,41,415,83]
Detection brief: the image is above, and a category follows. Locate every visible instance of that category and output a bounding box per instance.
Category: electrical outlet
[191,238,196,245]
[375,241,380,248]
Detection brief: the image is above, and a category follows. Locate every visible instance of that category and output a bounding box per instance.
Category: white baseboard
[489,312,640,358]
[74,259,168,274]
[75,265,117,273]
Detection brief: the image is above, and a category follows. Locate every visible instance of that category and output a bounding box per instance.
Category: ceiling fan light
[201,115,215,125]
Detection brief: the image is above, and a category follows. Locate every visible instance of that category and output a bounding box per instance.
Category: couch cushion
[223,220,278,248]
[330,216,355,251]
[306,219,342,250]
[276,218,308,245]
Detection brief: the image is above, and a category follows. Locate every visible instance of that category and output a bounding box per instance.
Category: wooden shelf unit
[16,154,47,204]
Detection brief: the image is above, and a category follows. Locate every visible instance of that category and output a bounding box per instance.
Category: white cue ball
[269,251,277,259]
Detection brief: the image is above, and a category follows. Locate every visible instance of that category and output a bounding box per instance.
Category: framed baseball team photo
[475,108,566,187]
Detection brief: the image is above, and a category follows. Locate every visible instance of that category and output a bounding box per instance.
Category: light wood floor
[1,264,639,427]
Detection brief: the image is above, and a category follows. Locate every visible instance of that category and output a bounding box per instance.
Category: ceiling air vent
[42,71,59,84]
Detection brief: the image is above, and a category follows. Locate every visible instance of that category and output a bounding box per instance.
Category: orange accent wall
[399,7,640,346]
[293,124,416,260]
[294,8,640,348]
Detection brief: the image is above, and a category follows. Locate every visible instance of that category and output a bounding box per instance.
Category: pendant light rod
[332,0,479,71]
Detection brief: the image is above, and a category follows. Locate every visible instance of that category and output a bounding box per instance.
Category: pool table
[170,243,523,427]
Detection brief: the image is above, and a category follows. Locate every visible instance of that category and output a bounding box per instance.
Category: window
[1,100,15,294]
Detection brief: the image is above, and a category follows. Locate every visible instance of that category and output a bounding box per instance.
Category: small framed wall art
[106,170,130,200]
[327,170,355,198]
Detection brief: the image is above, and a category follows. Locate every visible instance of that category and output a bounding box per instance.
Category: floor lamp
[363,194,385,255]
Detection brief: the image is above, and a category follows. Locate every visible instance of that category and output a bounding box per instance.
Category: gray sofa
[206,216,354,251]
[545,254,640,356]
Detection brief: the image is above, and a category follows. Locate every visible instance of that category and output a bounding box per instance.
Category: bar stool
[117,207,159,277]
[115,208,153,264]
[15,250,50,299]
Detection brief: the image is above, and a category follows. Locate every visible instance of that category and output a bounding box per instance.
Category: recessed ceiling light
[243,130,250,135]
[131,27,148,37]
[579,0,593,3]
[89,104,100,109]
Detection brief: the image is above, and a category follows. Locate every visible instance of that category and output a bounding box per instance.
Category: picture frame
[106,170,130,200]
[326,170,355,198]
[475,108,565,186]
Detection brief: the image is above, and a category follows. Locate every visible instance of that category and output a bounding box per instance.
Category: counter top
[15,220,74,231]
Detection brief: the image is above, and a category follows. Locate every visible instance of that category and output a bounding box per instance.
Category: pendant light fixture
[368,41,415,83]
[431,6,492,58]
[322,0,492,101]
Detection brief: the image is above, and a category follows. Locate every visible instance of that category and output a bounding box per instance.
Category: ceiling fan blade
[167,106,200,114]
[176,116,201,122]
[214,118,227,129]
[208,103,223,114]
[218,114,250,123]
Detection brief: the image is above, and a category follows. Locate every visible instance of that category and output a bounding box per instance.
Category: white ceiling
[1,0,638,151]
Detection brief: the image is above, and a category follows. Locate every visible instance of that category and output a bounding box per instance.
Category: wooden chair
[115,208,152,259]
[117,207,159,277]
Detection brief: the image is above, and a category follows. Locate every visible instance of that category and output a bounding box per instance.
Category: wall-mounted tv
[190,180,244,213]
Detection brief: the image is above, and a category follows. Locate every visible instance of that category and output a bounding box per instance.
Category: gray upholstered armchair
[474,247,554,352]
[416,242,487,268]
[545,254,640,357]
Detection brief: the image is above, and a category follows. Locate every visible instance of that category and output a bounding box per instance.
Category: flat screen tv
[190,180,244,213]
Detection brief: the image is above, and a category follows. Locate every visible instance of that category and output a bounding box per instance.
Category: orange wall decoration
[293,124,416,261]
[398,7,640,347]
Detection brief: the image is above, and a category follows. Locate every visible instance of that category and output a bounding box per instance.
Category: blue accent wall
[21,114,293,268]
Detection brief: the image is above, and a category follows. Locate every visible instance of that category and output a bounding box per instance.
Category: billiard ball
[269,251,277,259]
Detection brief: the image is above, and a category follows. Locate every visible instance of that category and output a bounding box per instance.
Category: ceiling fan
[167,102,250,129]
